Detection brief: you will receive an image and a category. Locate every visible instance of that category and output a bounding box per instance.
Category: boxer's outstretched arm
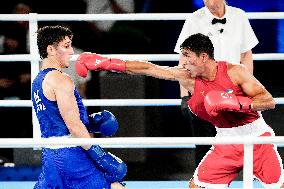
[75,53,192,90]
[125,60,177,81]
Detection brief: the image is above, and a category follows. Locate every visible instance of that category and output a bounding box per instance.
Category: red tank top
[187,61,259,128]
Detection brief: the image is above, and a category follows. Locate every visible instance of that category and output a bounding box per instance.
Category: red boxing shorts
[193,132,284,188]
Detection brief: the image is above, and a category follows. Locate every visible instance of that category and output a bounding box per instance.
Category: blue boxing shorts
[34,147,111,189]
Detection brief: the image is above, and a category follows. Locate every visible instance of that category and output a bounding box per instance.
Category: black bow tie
[212,18,226,25]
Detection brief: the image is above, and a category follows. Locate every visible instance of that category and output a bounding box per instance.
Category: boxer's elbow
[269,97,276,109]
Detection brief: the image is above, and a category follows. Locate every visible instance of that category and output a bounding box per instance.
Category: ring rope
[1,98,284,107]
[0,137,278,188]
[0,136,284,148]
[1,53,284,62]
[1,12,284,21]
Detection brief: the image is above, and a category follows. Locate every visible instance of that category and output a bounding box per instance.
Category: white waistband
[45,135,78,149]
[215,117,273,137]
[48,134,72,138]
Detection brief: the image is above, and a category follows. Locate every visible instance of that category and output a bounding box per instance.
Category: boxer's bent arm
[228,64,275,111]
[54,73,92,150]
[240,50,253,74]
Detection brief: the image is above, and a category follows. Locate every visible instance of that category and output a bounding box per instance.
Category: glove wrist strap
[109,58,126,72]
[237,96,253,110]
[87,145,106,161]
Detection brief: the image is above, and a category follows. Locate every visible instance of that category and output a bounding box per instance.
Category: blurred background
[0,0,284,182]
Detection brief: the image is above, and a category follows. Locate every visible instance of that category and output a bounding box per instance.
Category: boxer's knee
[261,173,283,188]
[263,173,280,184]
[259,162,282,187]
[111,182,127,189]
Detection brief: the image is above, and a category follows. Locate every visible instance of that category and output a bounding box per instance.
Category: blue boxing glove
[87,110,119,137]
[87,145,127,182]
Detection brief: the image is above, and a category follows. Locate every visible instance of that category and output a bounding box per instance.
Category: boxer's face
[49,36,74,68]
[180,49,206,78]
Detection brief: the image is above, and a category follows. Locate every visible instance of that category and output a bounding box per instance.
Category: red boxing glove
[204,90,253,116]
[75,52,126,77]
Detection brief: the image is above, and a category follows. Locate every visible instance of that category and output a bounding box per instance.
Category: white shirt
[174,5,258,64]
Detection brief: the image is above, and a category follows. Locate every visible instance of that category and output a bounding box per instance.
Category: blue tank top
[31,68,89,138]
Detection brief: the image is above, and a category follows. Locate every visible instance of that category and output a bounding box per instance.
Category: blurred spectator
[0,2,33,164]
[1,3,30,54]
[0,2,32,99]
[85,0,134,33]
[84,0,150,53]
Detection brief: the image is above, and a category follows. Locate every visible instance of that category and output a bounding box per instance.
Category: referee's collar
[204,5,229,20]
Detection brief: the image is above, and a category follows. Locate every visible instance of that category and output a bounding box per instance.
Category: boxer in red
[75,33,284,188]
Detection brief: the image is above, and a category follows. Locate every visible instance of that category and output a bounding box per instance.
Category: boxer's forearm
[125,60,176,80]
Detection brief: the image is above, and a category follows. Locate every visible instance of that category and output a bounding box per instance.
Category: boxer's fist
[87,110,118,137]
[75,52,126,77]
[204,90,253,116]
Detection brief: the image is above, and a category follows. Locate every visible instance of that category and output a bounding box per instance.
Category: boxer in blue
[31,25,127,189]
